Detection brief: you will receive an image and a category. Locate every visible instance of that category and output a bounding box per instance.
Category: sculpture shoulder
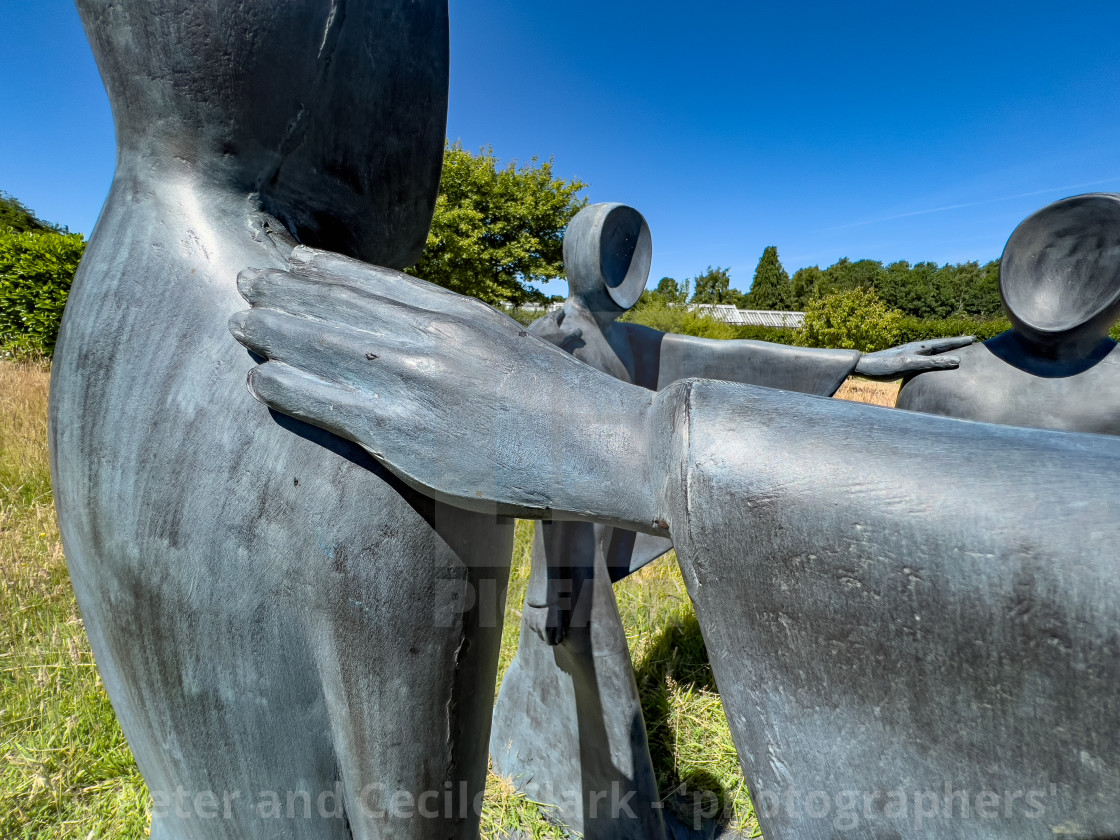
[529,305,635,381]
[896,341,995,413]
[897,337,1120,436]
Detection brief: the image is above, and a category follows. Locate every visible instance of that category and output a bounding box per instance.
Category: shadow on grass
[634,611,739,832]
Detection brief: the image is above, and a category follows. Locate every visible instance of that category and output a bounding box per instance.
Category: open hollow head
[563,203,652,311]
[1000,193,1120,352]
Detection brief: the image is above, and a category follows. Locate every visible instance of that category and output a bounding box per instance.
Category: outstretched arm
[648,330,975,396]
[228,248,1111,556]
[652,330,860,396]
[853,336,974,380]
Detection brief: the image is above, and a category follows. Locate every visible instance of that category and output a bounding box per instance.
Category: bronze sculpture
[52,3,509,838]
[493,201,971,838]
[231,235,1120,839]
[55,1,1120,838]
[898,193,1120,435]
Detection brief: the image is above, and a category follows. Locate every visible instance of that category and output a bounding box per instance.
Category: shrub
[621,296,742,339]
[895,314,1010,344]
[795,288,903,352]
[0,229,86,357]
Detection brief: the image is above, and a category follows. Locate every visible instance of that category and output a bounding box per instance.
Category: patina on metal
[231,224,1120,838]
[53,3,514,839]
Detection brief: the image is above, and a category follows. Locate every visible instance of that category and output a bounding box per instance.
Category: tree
[795,287,903,353]
[653,276,689,303]
[818,257,885,298]
[406,142,588,305]
[743,246,792,310]
[689,266,741,305]
[790,265,824,309]
[0,227,85,356]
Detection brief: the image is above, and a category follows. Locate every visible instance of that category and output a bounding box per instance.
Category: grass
[833,376,901,406]
[0,365,895,838]
[0,361,150,838]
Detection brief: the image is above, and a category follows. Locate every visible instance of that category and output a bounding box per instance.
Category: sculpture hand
[523,604,569,646]
[229,247,670,533]
[854,336,975,380]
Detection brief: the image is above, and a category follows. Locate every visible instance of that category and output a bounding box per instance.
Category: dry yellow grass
[0,360,58,590]
[833,376,900,406]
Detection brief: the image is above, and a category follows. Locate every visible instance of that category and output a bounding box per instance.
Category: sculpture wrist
[540,379,665,533]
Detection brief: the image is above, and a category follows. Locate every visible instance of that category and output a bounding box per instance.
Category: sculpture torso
[897,334,1120,435]
[49,173,512,838]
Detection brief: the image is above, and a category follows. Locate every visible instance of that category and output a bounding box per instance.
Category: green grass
[0,362,150,838]
[0,361,759,838]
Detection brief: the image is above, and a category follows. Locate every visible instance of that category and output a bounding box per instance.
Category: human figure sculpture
[898,193,1120,434]
[231,206,1120,838]
[491,202,972,838]
[52,3,513,839]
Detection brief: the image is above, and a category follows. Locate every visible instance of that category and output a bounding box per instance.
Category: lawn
[0,360,898,838]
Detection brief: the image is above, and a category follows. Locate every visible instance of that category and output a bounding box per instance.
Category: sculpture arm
[655,331,859,396]
[658,378,1120,839]
[654,332,976,394]
[853,336,974,380]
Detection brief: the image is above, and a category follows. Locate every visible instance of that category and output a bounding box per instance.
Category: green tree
[743,246,792,310]
[795,287,903,353]
[874,259,1003,319]
[952,259,1002,317]
[790,265,824,309]
[689,266,741,305]
[653,276,689,303]
[817,257,885,297]
[407,142,588,305]
[0,228,85,356]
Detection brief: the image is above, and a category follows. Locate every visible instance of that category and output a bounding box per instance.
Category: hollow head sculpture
[898,193,1120,433]
[53,3,513,839]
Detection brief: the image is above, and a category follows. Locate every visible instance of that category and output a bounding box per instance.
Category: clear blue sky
[5,1,1120,297]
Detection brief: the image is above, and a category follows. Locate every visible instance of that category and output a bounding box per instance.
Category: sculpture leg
[490,523,666,839]
[69,500,512,840]
[309,504,513,839]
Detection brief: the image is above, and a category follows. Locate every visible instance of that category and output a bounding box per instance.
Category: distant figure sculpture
[898,193,1120,434]
[492,203,972,838]
[52,3,514,839]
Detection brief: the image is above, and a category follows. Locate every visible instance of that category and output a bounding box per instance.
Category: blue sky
[4,1,1120,297]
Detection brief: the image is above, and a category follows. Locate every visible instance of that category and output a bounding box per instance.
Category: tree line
[650,246,1003,319]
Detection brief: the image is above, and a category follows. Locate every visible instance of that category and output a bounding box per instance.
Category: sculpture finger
[913,335,975,355]
[289,246,486,312]
[246,359,548,519]
[905,354,961,371]
[290,247,532,336]
[523,604,566,646]
[237,268,431,333]
[245,361,394,458]
[229,308,428,386]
